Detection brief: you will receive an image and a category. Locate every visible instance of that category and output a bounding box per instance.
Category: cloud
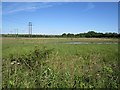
[84,2,95,11]
[7,6,38,13]
[2,2,54,14]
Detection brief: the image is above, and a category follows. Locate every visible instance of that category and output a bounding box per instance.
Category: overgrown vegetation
[3,46,54,88]
[2,40,119,88]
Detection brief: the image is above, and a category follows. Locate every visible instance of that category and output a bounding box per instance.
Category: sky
[2,0,120,2]
[2,2,118,35]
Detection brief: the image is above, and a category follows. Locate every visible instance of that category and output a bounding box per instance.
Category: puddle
[59,42,118,44]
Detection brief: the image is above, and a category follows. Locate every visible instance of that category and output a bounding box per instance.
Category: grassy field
[2,37,119,88]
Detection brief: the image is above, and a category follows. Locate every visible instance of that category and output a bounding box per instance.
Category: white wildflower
[11,61,16,65]
[17,62,20,65]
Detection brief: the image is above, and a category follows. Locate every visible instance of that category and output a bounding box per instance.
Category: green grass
[2,38,119,88]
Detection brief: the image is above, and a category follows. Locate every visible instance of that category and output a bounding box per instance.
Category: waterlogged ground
[2,38,119,88]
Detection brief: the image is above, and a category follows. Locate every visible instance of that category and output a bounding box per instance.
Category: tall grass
[2,43,119,88]
[2,38,119,88]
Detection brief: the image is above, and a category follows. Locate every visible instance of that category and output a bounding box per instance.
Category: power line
[3,18,31,34]
[28,22,32,37]
[15,29,18,37]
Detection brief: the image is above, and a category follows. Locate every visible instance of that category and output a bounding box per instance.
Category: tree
[67,33,74,37]
[62,33,67,37]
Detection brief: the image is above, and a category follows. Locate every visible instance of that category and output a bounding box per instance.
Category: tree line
[2,31,120,38]
[62,31,119,38]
